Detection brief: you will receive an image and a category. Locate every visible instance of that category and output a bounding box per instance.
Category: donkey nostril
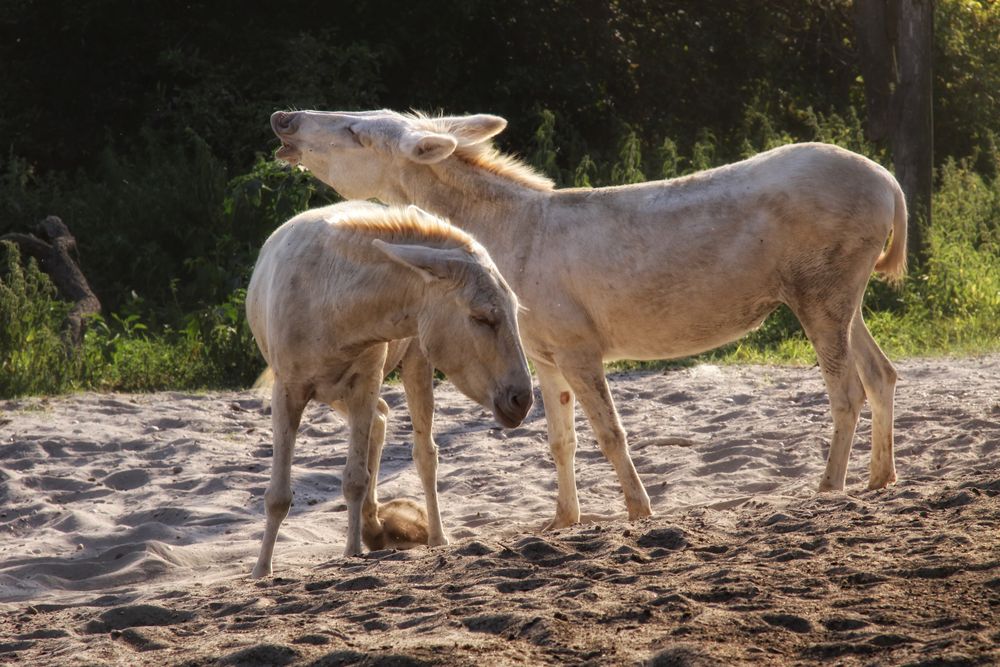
[509,389,532,413]
[271,111,296,134]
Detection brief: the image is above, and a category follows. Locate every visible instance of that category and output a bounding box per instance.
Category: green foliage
[915,159,1000,320]
[0,242,75,396]
[657,138,681,180]
[688,129,719,174]
[573,154,598,188]
[529,109,561,182]
[610,127,646,185]
[2,0,1000,395]
[0,241,265,398]
[935,0,1000,177]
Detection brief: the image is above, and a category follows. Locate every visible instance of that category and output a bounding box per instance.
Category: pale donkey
[270,109,907,530]
[246,201,532,576]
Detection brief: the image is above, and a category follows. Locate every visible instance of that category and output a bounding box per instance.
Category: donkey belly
[601,296,780,361]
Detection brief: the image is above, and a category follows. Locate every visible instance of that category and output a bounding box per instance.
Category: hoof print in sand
[115,627,171,652]
[335,575,386,592]
[637,527,689,552]
[217,643,300,666]
[85,603,194,633]
[454,540,494,557]
[461,613,554,646]
[102,469,151,491]
[760,612,813,633]
[646,644,714,667]
[306,650,429,667]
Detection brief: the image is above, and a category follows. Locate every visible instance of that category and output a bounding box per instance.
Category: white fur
[271,110,907,529]
[246,201,531,576]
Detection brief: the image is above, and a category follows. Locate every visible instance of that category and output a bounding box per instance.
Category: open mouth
[275,142,301,165]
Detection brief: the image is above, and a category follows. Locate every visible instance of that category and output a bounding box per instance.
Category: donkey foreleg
[535,362,582,530]
[402,345,447,546]
[554,353,652,521]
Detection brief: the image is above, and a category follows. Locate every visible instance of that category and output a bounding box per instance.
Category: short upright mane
[407,112,555,191]
[331,206,475,249]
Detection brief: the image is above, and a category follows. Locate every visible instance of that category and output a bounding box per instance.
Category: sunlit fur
[332,203,477,249]
[272,109,907,533]
[246,201,531,577]
[406,112,555,191]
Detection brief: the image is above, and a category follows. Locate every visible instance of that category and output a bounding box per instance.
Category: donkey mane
[331,206,475,249]
[406,112,555,192]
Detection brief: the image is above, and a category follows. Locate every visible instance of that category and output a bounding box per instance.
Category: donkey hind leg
[851,313,898,489]
[535,362,582,530]
[402,345,447,546]
[252,377,310,578]
[797,308,867,493]
[552,354,652,521]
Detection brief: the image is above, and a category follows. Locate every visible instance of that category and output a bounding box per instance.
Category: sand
[1,356,998,665]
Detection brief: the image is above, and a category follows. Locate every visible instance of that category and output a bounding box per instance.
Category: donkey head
[270,109,507,201]
[372,233,532,428]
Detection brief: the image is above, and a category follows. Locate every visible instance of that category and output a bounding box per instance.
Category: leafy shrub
[0,240,265,397]
[0,242,75,396]
[909,159,1000,324]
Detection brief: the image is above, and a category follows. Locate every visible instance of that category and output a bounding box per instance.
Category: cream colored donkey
[246,201,532,576]
[270,110,907,530]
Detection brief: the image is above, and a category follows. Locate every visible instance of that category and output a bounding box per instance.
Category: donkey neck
[336,246,434,350]
[395,157,547,257]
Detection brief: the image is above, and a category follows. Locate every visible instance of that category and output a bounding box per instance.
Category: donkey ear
[444,114,508,144]
[372,239,455,282]
[400,130,458,164]
[406,204,440,222]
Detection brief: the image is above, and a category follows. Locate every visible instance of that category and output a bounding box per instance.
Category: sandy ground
[0,356,998,665]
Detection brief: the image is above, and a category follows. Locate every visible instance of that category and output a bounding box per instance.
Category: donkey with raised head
[246,200,532,577]
[270,109,907,530]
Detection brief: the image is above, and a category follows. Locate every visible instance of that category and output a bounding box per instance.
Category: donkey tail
[252,365,275,391]
[874,177,908,287]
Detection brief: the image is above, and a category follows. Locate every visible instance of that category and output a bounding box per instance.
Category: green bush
[0,242,76,396]
[0,240,266,398]
[917,159,1000,320]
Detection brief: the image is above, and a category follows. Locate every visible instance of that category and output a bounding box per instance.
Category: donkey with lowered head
[246,200,532,577]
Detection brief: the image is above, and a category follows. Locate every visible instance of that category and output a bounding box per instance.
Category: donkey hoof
[627,504,653,521]
[867,472,897,490]
[817,477,846,493]
[428,534,450,547]
[542,514,579,532]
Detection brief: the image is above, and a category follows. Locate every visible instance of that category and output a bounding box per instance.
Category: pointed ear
[400,130,458,164]
[372,239,455,282]
[406,204,440,222]
[443,114,508,144]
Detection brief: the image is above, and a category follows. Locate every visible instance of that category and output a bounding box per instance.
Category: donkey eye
[471,314,497,329]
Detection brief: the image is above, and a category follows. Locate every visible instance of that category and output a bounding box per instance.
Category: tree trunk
[854,0,896,143]
[892,0,933,267]
[1,216,101,346]
[854,0,933,268]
